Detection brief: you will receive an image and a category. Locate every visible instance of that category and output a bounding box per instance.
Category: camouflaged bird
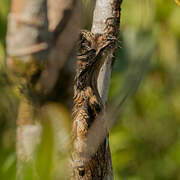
[71,29,116,179]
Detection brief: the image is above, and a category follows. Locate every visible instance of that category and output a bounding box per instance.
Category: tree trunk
[71,0,123,179]
[6,0,80,178]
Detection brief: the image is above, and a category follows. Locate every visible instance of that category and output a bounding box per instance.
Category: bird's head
[76,30,113,76]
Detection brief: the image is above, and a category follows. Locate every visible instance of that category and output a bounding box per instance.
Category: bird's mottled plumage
[71,29,116,179]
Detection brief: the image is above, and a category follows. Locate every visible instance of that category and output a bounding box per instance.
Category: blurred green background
[0,0,180,179]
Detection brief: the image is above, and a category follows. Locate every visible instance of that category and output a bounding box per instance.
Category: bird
[71,29,115,179]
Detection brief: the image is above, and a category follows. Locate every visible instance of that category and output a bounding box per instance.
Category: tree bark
[91,2,123,179]
[6,0,80,178]
[71,0,123,179]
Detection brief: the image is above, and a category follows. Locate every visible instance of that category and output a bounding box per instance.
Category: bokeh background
[0,0,180,179]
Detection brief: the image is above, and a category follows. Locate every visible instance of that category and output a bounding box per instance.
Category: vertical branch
[92,0,122,179]
[91,0,122,103]
[71,1,123,180]
[7,0,49,173]
[6,0,80,178]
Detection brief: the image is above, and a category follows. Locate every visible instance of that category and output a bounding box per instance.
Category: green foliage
[0,0,180,179]
[110,0,180,179]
